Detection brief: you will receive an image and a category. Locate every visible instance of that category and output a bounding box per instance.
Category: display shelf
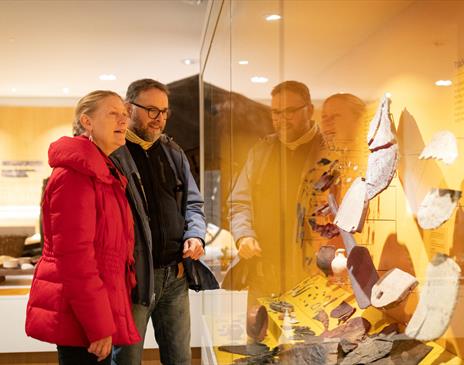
[207,274,462,364]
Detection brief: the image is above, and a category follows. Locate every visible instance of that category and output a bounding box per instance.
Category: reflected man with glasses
[111,79,206,365]
[228,81,325,310]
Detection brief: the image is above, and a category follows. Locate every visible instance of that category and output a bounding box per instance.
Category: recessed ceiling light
[62,87,70,94]
[251,76,268,84]
[435,79,452,86]
[265,14,281,21]
[238,60,249,65]
[99,74,117,81]
[182,58,197,65]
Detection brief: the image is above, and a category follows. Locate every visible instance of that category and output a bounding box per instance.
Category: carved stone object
[405,253,461,341]
[368,337,432,365]
[322,317,371,343]
[279,340,340,365]
[419,130,458,165]
[371,268,418,308]
[340,335,394,365]
[417,188,461,230]
[334,177,368,233]
[367,94,396,151]
[366,144,398,200]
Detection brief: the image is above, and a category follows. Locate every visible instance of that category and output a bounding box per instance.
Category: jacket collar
[49,136,126,187]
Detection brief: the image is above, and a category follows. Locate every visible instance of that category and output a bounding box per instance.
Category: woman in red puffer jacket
[25,90,140,365]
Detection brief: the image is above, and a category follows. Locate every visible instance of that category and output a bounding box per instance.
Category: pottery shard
[366,144,398,200]
[330,301,356,323]
[405,253,461,341]
[417,188,461,230]
[316,245,336,276]
[322,317,371,343]
[334,177,368,233]
[340,336,394,365]
[367,95,396,151]
[368,337,432,365]
[371,268,418,309]
[313,310,329,331]
[246,305,269,342]
[419,130,458,165]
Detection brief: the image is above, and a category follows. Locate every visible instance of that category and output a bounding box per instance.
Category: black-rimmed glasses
[131,102,171,119]
[271,104,307,120]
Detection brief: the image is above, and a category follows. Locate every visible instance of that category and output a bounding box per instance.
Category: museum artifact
[371,268,418,308]
[405,253,461,341]
[417,188,461,230]
[419,130,458,165]
[334,177,369,233]
[328,194,379,309]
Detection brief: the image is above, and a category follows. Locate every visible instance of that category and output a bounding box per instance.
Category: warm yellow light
[435,80,452,86]
[265,14,281,21]
[238,60,249,65]
[251,76,269,84]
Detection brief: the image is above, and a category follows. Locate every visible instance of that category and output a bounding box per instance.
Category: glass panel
[201,0,464,363]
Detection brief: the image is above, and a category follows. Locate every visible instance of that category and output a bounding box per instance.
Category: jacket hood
[49,136,115,184]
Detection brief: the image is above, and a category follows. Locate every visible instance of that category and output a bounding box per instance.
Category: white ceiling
[0,0,207,101]
[202,0,464,102]
[2,0,463,105]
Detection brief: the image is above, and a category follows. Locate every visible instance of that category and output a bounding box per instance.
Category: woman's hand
[88,335,112,362]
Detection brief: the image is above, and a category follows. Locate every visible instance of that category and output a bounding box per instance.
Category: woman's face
[321,99,361,144]
[85,95,129,155]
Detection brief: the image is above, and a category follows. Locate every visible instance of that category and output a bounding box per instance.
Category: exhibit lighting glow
[435,80,452,86]
[99,74,117,81]
[62,87,70,94]
[238,60,249,65]
[183,58,197,65]
[265,14,281,21]
[251,76,269,84]
[385,92,392,98]
[11,88,16,93]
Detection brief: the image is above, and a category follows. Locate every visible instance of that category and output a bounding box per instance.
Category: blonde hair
[72,90,123,136]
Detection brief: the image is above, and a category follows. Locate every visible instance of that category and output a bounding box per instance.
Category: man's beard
[132,115,162,142]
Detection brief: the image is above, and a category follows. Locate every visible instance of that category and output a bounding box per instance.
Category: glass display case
[200,0,464,363]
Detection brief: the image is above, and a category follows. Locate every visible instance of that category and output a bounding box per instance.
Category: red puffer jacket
[25,136,141,346]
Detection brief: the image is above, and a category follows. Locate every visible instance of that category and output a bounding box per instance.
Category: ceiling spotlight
[435,80,452,86]
[238,60,249,65]
[62,87,70,94]
[251,76,269,84]
[182,58,197,65]
[265,14,281,21]
[99,74,117,81]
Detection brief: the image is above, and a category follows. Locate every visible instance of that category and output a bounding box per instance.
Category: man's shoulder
[159,134,183,153]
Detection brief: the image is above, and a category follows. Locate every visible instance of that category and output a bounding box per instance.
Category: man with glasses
[228,81,325,312]
[111,79,206,365]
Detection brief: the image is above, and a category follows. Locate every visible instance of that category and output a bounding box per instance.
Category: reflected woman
[26,91,140,364]
[320,93,366,150]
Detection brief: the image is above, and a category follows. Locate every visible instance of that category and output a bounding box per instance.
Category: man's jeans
[112,264,191,365]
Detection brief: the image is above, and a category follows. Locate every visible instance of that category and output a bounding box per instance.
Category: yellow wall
[0,105,73,227]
